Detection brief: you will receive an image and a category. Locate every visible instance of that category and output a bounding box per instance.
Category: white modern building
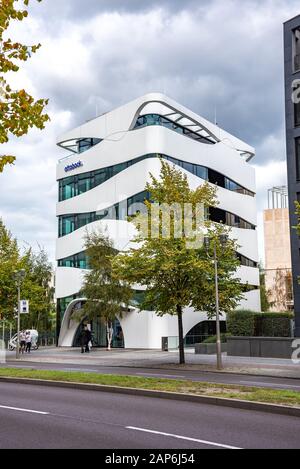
[56,93,260,348]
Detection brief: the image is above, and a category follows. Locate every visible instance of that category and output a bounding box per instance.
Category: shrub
[227,310,294,337]
[203,334,228,344]
[227,310,255,337]
[255,312,294,337]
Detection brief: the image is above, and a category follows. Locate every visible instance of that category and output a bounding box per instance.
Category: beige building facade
[263,187,293,311]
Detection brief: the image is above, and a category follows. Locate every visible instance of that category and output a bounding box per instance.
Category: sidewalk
[4,347,300,379]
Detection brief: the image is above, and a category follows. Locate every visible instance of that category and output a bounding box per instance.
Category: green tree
[20,248,55,332]
[0,218,54,334]
[113,161,244,364]
[0,0,49,172]
[80,230,132,350]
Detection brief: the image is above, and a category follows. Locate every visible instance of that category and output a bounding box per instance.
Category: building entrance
[73,318,124,348]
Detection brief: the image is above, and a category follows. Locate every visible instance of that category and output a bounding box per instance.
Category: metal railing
[1,330,56,349]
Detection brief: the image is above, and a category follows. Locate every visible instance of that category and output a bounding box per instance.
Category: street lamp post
[14,269,26,360]
[204,235,228,371]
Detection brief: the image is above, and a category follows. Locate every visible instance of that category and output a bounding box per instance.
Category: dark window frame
[58,154,254,202]
[134,114,215,145]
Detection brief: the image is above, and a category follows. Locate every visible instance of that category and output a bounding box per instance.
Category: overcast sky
[0,0,299,263]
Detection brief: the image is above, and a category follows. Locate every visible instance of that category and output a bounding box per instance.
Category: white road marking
[239,381,300,389]
[135,372,186,379]
[126,426,242,450]
[3,365,35,369]
[62,368,100,373]
[0,405,49,415]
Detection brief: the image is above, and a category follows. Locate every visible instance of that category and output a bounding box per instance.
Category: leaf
[0,0,49,171]
[0,155,15,172]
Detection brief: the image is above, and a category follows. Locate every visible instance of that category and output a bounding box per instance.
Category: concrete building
[55,93,260,348]
[263,186,293,311]
[284,15,300,335]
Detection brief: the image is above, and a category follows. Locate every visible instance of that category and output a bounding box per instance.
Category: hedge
[226,310,255,337]
[255,313,294,338]
[227,310,294,338]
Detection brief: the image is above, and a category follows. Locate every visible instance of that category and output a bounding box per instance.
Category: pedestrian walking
[25,330,32,353]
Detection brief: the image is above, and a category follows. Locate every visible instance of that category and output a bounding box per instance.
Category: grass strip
[0,367,300,407]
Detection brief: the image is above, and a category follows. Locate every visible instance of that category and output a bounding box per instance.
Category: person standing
[80,325,92,353]
[25,330,32,353]
[19,330,26,354]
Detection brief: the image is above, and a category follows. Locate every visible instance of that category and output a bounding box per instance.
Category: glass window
[127,191,149,217]
[145,114,160,126]
[225,177,254,196]
[78,138,91,153]
[58,153,254,203]
[58,252,88,269]
[62,216,75,236]
[183,161,194,174]
[160,118,174,129]
[210,207,226,224]
[135,116,146,127]
[78,173,92,194]
[165,156,175,165]
[173,123,184,134]
[94,169,107,186]
[294,28,300,72]
[77,213,93,229]
[96,209,110,221]
[59,176,76,201]
[196,166,208,180]
[133,114,215,144]
[77,138,102,154]
[114,162,128,174]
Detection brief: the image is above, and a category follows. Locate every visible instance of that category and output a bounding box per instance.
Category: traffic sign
[20,300,29,314]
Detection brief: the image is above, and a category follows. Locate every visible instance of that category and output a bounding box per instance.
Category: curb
[1,376,300,418]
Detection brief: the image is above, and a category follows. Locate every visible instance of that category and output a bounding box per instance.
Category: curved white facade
[55,93,260,348]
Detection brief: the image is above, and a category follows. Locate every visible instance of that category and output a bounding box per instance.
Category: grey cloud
[31,0,207,20]
[28,1,292,162]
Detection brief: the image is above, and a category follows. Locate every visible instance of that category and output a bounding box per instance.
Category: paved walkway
[3,347,300,379]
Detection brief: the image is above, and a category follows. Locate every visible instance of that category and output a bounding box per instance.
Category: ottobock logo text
[64,161,83,173]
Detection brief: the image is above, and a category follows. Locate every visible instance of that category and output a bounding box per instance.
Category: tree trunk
[177,304,185,364]
[106,321,113,351]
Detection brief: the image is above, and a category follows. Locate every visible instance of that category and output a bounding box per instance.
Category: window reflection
[78,138,102,154]
[58,250,257,270]
[59,154,254,202]
[134,114,215,145]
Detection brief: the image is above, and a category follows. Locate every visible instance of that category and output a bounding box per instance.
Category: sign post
[14,270,26,359]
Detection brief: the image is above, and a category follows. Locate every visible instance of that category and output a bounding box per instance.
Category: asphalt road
[3,360,300,391]
[0,381,300,449]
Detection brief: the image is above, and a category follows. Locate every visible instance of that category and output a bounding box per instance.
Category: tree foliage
[80,230,132,349]
[113,161,244,364]
[0,0,49,172]
[0,218,54,331]
[259,266,272,312]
